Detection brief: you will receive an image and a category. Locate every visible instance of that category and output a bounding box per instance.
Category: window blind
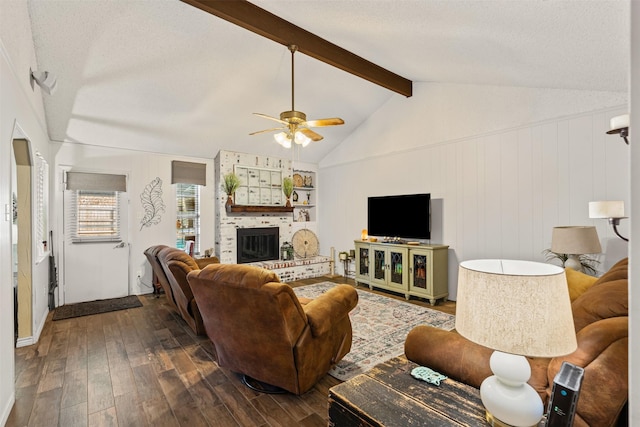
[35,154,49,257]
[68,190,121,243]
[171,161,206,186]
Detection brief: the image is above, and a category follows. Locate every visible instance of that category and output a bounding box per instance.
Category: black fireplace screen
[237,227,279,263]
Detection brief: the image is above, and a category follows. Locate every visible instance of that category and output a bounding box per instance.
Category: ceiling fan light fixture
[251,45,344,145]
[294,131,311,147]
[274,131,291,148]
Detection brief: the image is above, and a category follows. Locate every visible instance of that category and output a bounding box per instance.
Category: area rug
[293,282,455,381]
[52,295,142,321]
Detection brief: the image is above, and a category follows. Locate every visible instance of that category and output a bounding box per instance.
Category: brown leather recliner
[404,258,629,427]
[144,245,176,306]
[187,263,358,395]
[150,246,219,335]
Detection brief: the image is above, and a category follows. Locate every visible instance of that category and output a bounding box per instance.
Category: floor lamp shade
[456,260,577,426]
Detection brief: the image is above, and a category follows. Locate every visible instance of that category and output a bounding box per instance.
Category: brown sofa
[405,257,628,427]
[187,263,358,395]
[144,245,219,335]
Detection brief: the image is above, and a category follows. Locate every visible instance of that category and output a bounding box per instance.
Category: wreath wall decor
[140,177,166,230]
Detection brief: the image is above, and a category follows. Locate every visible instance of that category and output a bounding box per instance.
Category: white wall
[629,2,638,424]
[52,142,217,297]
[318,82,629,300]
[0,2,53,423]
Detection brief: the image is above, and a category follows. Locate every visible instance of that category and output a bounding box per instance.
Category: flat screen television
[367,193,431,240]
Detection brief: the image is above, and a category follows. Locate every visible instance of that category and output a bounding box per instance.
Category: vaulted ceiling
[27,0,629,163]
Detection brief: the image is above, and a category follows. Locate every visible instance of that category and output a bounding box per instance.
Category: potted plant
[222,172,241,207]
[282,176,293,207]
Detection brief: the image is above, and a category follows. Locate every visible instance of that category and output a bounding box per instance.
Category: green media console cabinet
[354,240,449,305]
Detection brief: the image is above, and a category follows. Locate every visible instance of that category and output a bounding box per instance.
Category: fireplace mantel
[226,205,294,214]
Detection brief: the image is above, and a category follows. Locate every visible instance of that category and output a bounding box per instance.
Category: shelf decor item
[282,177,293,207]
[222,172,241,207]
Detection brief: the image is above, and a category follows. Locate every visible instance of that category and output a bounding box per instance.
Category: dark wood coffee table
[329,356,487,426]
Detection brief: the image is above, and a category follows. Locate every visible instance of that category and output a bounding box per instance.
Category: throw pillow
[565,267,598,301]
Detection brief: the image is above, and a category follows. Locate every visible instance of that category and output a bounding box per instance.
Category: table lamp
[456,259,577,427]
[550,226,602,271]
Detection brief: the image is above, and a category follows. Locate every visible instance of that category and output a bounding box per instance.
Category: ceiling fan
[250,44,344,148]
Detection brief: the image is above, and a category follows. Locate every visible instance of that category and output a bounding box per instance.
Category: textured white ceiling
[27,0,629,163]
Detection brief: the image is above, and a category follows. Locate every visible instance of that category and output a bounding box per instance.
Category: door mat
[294,282,455,382]
[52,295,142,321]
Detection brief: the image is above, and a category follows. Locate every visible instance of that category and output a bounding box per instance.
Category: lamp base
[486,410,538,427]
[564,255,582,272]
[480,351,544,427]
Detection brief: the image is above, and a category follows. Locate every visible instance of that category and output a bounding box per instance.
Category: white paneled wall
[319,107,629,299]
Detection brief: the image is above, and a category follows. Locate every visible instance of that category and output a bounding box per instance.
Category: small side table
[329,356,487,426]
[342,257,352,277]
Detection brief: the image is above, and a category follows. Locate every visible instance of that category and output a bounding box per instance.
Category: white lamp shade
[608,114,629,132]
[550,226,602,255]
[589,201,625,219]
[455,259,577,357]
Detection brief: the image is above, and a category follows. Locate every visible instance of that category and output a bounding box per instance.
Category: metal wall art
[140,177,166,230]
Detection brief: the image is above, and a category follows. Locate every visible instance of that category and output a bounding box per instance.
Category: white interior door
[62,188,129,304]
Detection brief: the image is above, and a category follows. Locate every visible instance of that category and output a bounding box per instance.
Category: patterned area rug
[293,282,455,381]
[52,295,142,321]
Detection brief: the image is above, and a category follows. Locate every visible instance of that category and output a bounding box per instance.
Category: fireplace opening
[237,227,279,263]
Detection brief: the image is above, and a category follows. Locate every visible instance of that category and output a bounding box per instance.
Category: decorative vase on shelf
[222,172,240,208]
[282,177,293,208]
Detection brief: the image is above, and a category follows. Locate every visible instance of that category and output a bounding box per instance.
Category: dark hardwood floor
[8,275,455,427]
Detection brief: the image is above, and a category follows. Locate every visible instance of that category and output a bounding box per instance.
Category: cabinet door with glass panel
[370,244,408,296]
[355,241,370,285]
[408,246,449,305]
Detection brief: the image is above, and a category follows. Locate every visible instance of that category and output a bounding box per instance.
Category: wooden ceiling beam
[180,0,413,97]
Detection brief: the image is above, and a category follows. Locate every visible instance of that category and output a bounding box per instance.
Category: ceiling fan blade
[253,112,288,125]
[305,118,345,127]
[299,128,324,141]
[249,127,285,136]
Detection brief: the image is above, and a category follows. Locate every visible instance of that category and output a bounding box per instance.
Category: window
[65,171,127,243]
[176,183,200,255]
[70,190,121,242]
[171,160,205,256]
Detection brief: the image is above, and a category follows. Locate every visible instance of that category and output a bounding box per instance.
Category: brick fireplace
[214,150,294,264]
[214,150,330,280]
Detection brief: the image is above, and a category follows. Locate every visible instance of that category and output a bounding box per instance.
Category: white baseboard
[15,308,48,348]
[0,390,15,427]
